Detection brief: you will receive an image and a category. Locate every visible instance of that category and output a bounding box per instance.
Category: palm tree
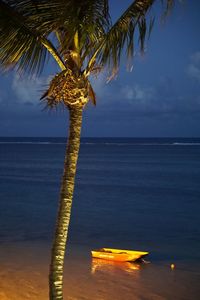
[0,1,175,299]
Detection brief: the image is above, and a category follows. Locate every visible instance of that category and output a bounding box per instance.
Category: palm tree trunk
[49,106,83,300]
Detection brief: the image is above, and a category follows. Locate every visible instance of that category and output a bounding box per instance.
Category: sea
[0,137,200,300]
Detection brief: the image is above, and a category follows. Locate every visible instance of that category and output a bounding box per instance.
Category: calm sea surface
[0,137,200,299]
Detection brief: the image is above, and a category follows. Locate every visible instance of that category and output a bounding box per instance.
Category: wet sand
[0,242,199,300]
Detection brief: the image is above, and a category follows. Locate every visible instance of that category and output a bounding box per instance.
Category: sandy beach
[0,241,199,300]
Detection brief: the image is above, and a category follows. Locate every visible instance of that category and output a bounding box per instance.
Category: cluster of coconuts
[45,69,89,108]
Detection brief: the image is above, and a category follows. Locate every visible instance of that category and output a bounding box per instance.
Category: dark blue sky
[0,0,200,137]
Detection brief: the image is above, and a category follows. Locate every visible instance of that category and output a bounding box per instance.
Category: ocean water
[0,137,200,299]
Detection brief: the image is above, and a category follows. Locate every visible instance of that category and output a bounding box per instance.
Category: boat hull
[91,248,149,262]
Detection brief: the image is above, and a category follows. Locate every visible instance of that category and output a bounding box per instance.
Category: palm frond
[161,0,175,16]
[0,0,177,79]
[0,0,66,74]
[96,0,156,71]
[56,0,110,61]
[88,82,96,105]
[148,16,155,39]
[0,0,45,74]
[85,0,175,74]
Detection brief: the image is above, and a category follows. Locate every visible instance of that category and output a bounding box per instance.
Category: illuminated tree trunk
[49,106,83,300]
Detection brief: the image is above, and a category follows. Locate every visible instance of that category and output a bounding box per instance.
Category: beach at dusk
[0,241,199,300]
[0,1,200,299]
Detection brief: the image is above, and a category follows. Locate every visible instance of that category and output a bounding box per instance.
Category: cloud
[187,51,200,83]
[12,75,49,104]
[105,82,161,113]
[121,84,155,103]
[89,77,200,121]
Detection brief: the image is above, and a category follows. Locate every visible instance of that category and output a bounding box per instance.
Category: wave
[172,142,200,146]
[0,141,65,145]
[0,140,200,146]
[83,142,200,146]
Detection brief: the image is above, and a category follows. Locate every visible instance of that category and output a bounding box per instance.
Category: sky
[0,0,200,137]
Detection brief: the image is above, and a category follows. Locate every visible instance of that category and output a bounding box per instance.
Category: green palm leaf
[85,0,175,73]
[0,0,175,76]
[0,0,66,74]
[0,0,45,74]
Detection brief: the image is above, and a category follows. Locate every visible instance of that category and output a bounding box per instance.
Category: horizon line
[0,136,200,139]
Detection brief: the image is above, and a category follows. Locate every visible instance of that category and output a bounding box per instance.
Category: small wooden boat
[91,248,149,262]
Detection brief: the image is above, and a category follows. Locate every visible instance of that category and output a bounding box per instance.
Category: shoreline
[0,241,199,300]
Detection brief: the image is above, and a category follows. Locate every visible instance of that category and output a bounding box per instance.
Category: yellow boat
[91,248,149,262]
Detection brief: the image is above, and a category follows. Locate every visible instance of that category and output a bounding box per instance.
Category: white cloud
[191,52,200,64]
[89,71,156,108]
[12,75,49,104]
[188,65,200,82]
[121,84,154,103]
[187,51,200,83]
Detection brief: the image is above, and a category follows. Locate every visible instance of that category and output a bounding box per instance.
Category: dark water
[0,137,200,270]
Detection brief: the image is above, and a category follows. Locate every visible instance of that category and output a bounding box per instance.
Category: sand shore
[0,242,199,300]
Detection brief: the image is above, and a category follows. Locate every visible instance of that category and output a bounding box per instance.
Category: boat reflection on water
[91,258,141,275]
